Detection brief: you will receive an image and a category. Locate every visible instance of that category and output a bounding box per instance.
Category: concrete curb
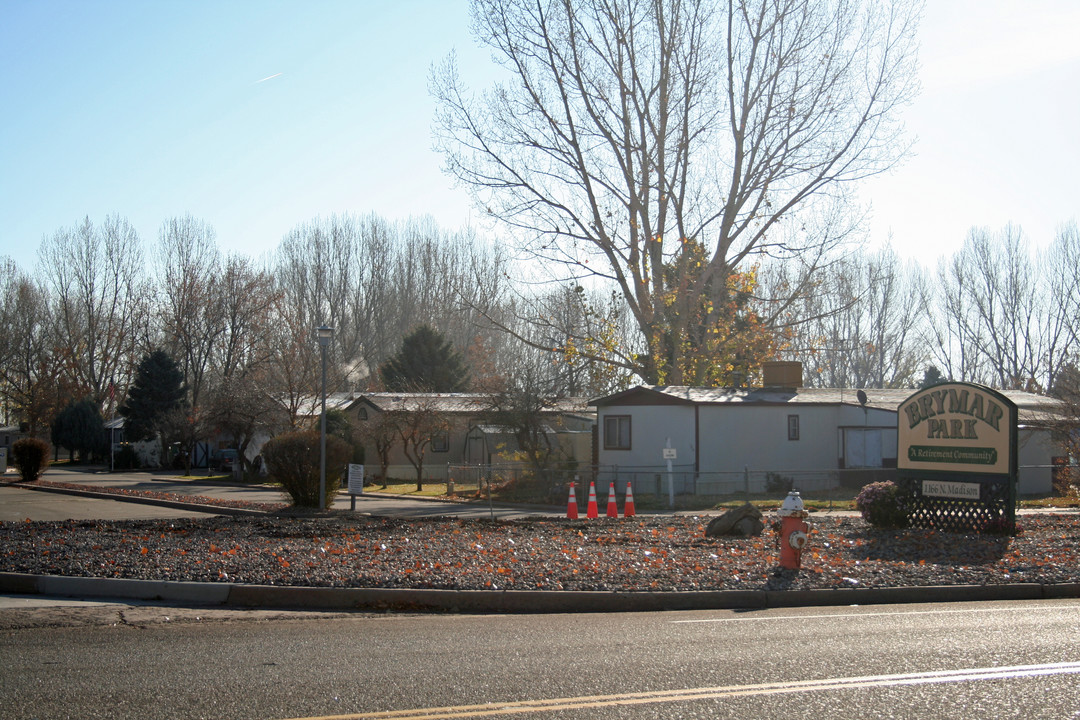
[3,571,1078,613]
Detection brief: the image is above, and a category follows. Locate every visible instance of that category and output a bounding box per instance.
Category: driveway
[2,467,561,522]
[0,484,215,522]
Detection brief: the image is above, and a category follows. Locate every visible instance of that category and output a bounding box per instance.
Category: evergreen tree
[380,325,470,392]
[51,398,106,462]
[919,366,945,389]
[119,350,187,443]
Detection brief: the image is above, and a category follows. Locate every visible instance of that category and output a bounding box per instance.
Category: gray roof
[591,385,1065,420]
[469,423,592,436]
[352,393,594,416]
[592,385,912,408]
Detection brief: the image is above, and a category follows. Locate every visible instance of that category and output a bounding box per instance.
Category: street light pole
[317,325,334,510]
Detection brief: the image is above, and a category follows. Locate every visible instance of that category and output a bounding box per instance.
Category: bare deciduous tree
[515,284,635,396]
[207,365,288,474]
[1045,222,1080,386]
[38,215,146,401]
[356,411,400,488]
[156,215,222,412]
[932,226,1056,391]
[780,246,926,388]
[0,259,66,434]
[214,256,280,383]
[433,0,921,383]
[273,213,507,392]
[390,399,450,491]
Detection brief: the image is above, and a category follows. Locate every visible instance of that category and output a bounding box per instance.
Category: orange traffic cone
[566,484,579,519]
[606,482,618,518]
[623,482,636,517]
[586,481,599,519]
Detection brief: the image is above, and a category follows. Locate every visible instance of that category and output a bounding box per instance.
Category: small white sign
[922,479,980,500]
[662,448,677,460]
[347,464,365,495]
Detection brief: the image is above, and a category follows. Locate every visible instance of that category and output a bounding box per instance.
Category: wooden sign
[898,382,1014,475]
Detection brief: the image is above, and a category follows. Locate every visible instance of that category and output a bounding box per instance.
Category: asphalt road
[2,599,1079,719]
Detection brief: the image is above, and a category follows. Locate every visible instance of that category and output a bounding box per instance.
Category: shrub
[12,437,51,482]
[112,444,139,471]
[1052,464,1078,498]
[765,472,794,494]
[262,430,350,509]
[855,480,909,528]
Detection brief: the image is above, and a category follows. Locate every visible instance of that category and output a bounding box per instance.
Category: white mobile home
[591,365,1069,496]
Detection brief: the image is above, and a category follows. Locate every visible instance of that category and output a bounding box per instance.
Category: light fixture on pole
[317,325,334,510]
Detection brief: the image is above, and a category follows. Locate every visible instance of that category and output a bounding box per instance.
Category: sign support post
[663,437,676,509]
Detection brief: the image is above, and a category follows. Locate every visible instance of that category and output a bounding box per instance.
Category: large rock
[705,503,765,537]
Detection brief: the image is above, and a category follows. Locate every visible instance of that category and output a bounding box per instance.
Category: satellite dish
[857,389,868,406]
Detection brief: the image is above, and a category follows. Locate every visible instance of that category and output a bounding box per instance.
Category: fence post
[744,465,750,498]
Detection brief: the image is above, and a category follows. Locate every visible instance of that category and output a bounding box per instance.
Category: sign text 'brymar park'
[898,383,1014,476]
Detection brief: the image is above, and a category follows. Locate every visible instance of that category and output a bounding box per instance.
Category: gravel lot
[3,513,1078,592]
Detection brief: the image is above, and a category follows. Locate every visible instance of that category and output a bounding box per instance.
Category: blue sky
[2,0,1077,272]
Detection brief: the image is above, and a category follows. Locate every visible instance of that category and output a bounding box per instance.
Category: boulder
[705,503,765,537]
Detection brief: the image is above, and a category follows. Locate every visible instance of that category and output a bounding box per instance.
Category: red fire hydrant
[778,490,810,570]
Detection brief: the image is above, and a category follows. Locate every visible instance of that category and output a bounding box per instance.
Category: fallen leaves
[2,514,1079,592]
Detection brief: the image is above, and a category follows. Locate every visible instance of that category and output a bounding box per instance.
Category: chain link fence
[429,463,901,504]
[371,460,1067,505]
[592,466,898,498]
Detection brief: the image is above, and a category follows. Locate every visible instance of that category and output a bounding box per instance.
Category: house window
[604,415,631,450]
[431,431,449,453]
[357,407,368,421]
[787,415,800,441]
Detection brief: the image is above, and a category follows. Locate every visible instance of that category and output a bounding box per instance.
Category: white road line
[287,661,1080,720]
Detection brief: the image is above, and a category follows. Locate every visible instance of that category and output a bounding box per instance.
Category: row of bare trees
[4,212,1077,443]
[0,213,531,448]
[776,222,1080,395]
[930,224,1080,393]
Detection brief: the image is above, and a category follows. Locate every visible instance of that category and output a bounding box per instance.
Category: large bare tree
[155,218,283,469]
[156,215,223,413]
[434,0,921,383]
